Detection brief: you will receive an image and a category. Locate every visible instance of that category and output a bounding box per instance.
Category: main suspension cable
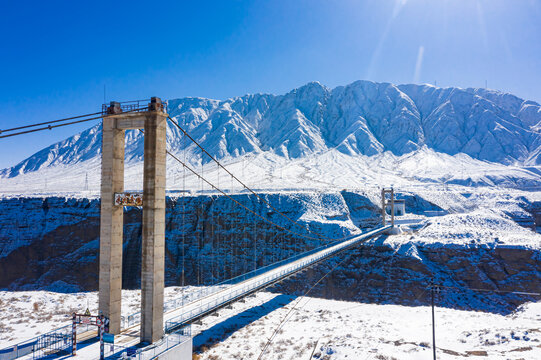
[0,107,149,139]
[0,115,104,139]
[0,111,104,134]
[257,252,353,360]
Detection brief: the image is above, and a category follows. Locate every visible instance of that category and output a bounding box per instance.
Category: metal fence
[103,326,191,360]
[0,324,72,360]
[0,320,100,360]
[101,100,168,115]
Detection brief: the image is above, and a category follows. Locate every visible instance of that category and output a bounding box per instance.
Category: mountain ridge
[2,80,541,179]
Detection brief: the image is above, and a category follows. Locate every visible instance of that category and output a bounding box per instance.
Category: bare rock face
[273,243,540,315]
[0,193,355,291]
[0,194,539,315]
[0,197,101,292]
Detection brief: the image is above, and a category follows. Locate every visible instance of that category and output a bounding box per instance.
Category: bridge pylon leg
[381,188,386,226]
[141,111,167,343]
[99,115,125,335]
[381,187,395,228]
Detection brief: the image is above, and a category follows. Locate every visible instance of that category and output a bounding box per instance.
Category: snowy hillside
[1,80,540,194]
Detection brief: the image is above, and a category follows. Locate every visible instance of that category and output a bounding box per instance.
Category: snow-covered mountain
[1,80,541,183]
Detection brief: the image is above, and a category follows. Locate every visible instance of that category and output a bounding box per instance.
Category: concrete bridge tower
[99,98,167,343]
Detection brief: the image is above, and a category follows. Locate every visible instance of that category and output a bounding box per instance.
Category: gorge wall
[0,192,539,315]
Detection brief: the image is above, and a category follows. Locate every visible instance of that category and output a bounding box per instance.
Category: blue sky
[1,0,540,168]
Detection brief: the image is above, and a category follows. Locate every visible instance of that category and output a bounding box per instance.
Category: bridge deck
[164,225,391,332]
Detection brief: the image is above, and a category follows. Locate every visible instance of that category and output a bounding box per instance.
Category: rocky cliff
[0,191,539,314]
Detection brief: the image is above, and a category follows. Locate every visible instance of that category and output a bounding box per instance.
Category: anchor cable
[257,252,353,360]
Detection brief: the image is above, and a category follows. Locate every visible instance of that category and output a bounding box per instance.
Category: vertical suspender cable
[209,161,214,284]
[199,160,203,287]
[278,195,281,262]
[229,197,233,280]
[243,192,247,276]
[216,162,220,282]
[199,158,204,308]
[253,195,257,271]
[181,133,186,306]
[211,193,214,284]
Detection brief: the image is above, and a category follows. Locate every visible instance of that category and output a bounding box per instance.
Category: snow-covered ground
[195,293,541,360]
[0,287,198,347]
[2,289,539,359]
[1,149,540,197]
[389,209,541,248]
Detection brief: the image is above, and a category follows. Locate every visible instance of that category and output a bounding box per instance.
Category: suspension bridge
[0,98,397,360]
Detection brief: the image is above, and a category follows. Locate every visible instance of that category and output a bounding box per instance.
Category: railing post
[99,315,105,360]
[71,313,77,356]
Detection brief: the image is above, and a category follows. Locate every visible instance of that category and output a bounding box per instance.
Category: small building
[386,199,406,216]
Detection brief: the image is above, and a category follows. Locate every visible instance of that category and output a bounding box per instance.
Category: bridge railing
[105,325,191,360]
[120,234,349,330]
[121,285,231,330]
[165,226,389,333]
[101,99,169,115]
[137,326,190,360]
[160,227,388,318]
